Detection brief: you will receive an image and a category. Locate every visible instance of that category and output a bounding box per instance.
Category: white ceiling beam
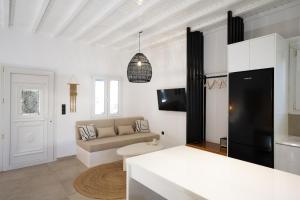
[125,0,280,50]
[31,0,51,33]
[52,0,89,37]
[140,16,225,50]
[2,0,11,28]
[119,0,242,49]
[106,0,203,46]
[86,0,161,44]
[71,0,126,40]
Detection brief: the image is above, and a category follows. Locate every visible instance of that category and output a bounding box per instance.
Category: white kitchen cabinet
[228,40,249,72]
[250,34,276,70]
[227,33,282,73]
[228,33,289,170]
[275,143,300,175]
[295,50,300,111]
[289,46,300,113]
[296,61,300,111]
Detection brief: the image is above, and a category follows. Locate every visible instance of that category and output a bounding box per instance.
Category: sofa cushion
[78,125,97,141]
[76,119,114,140]
[135,120,150,133]
[77,133,160,152]
[97,127,116,138]
[114,116,144,134]
[118,125,135,135]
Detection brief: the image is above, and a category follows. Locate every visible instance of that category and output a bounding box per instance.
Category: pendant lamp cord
[139,31,142,53]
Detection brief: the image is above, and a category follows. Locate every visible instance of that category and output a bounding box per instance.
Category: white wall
[0,29,122,158]
[123,39,187,147]
[123,1,300,146]
[203,27,229,143]
[122,29,228,146]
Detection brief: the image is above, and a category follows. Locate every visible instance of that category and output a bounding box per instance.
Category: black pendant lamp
[127,31,152,83]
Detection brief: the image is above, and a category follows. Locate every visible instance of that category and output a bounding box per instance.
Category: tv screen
[157,88,186,112]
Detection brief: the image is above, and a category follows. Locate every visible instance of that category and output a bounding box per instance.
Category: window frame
[91,76,122,119]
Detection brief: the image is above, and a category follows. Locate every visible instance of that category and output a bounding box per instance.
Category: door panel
[229,141,274,168]
[12,121,45,155]
[10,74,50,169]
[229,69,274,168]
[229,69,274,146]
[275,144,300,175]
[228,40,250,72]
[250,34,276,69]
[296,50,300,110]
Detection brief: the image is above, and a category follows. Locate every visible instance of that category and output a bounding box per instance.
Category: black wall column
[227,11,244,44]
[186,27,205,144]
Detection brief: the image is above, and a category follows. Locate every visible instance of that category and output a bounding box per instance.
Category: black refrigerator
[228,68,274,168]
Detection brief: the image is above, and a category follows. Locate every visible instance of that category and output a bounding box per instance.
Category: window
[21,89,40,115]
[92,77,121,118]
[109,80,119,114]
[95,80,105,115]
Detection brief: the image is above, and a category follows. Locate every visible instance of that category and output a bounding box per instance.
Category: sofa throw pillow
[118,125,135,135]
[97,127,116,138]
[78,125,97,141]
[135,120,150,133]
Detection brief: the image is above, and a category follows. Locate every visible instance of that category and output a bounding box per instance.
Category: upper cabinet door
[295,49,300,111]
[250,34,276,70]
[228,40,250,73]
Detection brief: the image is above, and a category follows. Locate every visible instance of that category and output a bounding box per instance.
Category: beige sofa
[76,116,159,167]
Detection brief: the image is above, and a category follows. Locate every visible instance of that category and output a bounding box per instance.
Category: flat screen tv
[157,88,186,112]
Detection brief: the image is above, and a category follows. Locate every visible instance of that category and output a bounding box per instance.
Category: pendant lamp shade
[127,31,152,83]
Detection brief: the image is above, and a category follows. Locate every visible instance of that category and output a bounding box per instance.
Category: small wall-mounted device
[161,131,165,135]
[62,104,66,115]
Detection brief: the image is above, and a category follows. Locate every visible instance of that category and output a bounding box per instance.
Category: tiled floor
[0,157,96,200]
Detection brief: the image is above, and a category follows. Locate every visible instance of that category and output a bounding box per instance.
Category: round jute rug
[73,161,126,200]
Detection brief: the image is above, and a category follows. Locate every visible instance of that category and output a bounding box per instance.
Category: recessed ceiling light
[136,0,143,6]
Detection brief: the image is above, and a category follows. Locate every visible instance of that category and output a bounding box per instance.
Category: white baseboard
[76,146,122,168]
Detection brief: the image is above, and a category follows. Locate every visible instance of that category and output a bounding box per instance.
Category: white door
[9,73,53,169]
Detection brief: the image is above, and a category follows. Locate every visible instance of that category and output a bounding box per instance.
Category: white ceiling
[0,0,297,50]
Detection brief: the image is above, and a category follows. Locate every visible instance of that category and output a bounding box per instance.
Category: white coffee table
[117,142,164,171]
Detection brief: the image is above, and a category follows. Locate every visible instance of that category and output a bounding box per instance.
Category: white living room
[1,0,300,200]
